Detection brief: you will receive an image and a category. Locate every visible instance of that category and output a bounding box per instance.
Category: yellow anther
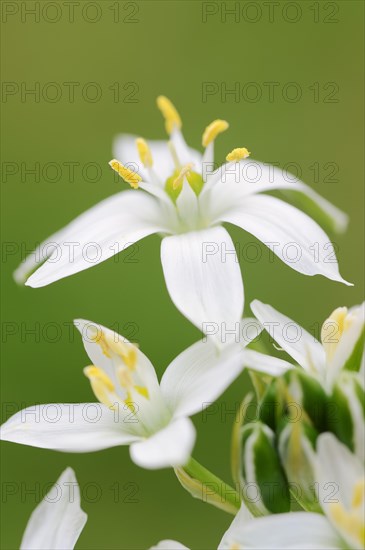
[172,163,194,190]
[226,147,251,162]
[202,119,229,147]
[352,479,365,508]
[136,138,153,168]
[84,366,115,391]
[321,306,350,360]
[134,385,149,399]
[84,366,116,408]
[156,95,182,134]
[89,327,137,369]
[109,159,141,189]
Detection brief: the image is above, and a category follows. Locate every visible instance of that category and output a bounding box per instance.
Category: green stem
[175,457,241,515]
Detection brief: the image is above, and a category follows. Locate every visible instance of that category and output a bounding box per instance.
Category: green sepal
[342,325,365,373]
[281,368,327,431]
[240,422,290,515]
[326,372,365,456]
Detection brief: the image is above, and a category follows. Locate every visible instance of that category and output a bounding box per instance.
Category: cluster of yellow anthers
[109,96,250,190]
[83,327,148,409]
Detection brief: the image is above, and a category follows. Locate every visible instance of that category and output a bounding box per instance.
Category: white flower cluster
[2,97,364,550]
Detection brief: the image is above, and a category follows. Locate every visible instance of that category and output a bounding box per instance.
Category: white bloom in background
[0,318,288,470]
[151,435,365,550]
[15,97,350,341]
[250,299,364,389]
[20,468,87,550]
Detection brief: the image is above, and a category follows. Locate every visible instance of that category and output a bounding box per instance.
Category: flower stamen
[156,95,182,135]
[173,163,194,190]
[109,159,141,189]
[136,138,153,168]
[226,147,250,162]
[84,366,116,408]
[202,119,229,147]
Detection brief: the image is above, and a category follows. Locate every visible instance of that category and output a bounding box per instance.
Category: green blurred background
[1,1,364,548]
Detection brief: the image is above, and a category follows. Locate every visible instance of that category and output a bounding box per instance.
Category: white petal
[218,502,253,550]
[219,194,351,285]
[161,226,244,346]
[20,468,87,550]
[316,434,364,550]
[161,339,248,418]
[170,128,203,171]
[208,158,348,233]
[326,302,365,383]
[150,541,189,550]
[316,433,363,511]
[0,404,140,452]
[219,511,342,549]
[251,299,326,375]
[129,417,195,469]
[242,349,294,376]
[175,180,200,229]
[20,191,166,288]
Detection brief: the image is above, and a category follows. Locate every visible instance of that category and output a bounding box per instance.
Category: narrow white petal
[161,340,247,418]
[242,349,293,376]
[0,404,140,452]
[219,511,342,549]
[161,226,244,346]
[316,433,364,550]
[22,191,166,288]
[326,302,365,384]
[208,158,348,233]
[218,502,253,550]
[150,541,189,550]
[251,299,326,375]
[170,128,203,171]
[316,433,363,511]
[220,195,351,284]
[175,180,200,228]
[129,417,195,469]
[20,468,87,550]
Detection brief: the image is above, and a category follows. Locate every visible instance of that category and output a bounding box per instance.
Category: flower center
[84,328,149,410]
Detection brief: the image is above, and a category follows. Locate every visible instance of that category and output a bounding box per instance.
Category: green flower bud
[327,371,365,461]
[239,422,290,516]
[280,368,328,432]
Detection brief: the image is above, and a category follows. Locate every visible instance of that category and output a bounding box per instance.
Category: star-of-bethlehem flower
[151,434,365,550]
[15,96,350,343]
[20,468,87,550]
[0,317,291,470]
[250,299,364,391]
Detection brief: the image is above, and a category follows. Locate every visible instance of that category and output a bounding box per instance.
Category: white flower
[151,435,365,550]
[15,97,350,341]
[250,299,364,389]
[20,468,87,550]
[0,318,284,470]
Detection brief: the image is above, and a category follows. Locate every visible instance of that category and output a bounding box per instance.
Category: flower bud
[327,371,365,461]
[239,422,290,516]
